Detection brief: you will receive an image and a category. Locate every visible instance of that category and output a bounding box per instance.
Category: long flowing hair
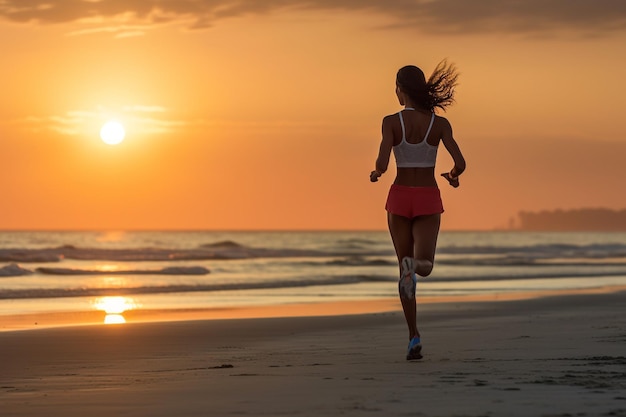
[396,59,459,112]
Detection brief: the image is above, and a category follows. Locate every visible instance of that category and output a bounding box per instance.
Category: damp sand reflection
[92,296,139,324]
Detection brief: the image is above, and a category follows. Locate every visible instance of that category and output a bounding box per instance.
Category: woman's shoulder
[433,113,449,122]
[383,111,401,120]
[434,114,452,129]
[382,112,401,127]
[433,114,454,140]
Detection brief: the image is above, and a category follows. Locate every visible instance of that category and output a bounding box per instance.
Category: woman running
[370,60,466,360]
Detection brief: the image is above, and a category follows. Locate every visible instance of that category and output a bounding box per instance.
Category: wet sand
[1,290,626,416]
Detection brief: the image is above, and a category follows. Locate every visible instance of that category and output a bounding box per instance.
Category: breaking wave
[0,275,389,300]
[0,243,326,263]
[35,266,210,276]
[0,263,33,277]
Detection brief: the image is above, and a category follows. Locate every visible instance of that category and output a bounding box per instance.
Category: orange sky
[1,1,625,231]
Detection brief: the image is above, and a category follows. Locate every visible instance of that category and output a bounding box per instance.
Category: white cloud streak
[12,105,185,136]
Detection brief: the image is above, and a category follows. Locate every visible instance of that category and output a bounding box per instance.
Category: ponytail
[397,59,459,112]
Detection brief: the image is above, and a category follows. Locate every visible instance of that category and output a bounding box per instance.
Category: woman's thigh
[387,212,414,262]
[411,213,441,261]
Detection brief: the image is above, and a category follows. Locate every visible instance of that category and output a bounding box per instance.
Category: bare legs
[387,212,441,340]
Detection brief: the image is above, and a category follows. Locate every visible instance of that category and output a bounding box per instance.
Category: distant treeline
[516,208,626,231]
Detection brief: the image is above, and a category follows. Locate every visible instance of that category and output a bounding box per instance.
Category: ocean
[1,230,625,327]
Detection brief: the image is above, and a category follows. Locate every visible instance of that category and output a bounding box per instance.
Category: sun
[100,120,126,145]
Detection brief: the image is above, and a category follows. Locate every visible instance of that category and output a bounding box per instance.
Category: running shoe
[406,337,423,360]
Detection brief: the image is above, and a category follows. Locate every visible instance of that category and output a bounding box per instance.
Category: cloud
[66,25,148,38]
[19,113,85,135]
[1,0,625,36]
[7,104,342,138]
[12,105,187,136]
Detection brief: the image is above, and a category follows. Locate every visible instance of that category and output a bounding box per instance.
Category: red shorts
[385,185,444,218]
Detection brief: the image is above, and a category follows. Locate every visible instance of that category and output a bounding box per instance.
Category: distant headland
[511,208,626,231]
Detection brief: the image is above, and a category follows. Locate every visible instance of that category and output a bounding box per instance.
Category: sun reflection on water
[96,264,122,272]
[92,296,139,325]
[100,276,127,287]
[96,231,127,243]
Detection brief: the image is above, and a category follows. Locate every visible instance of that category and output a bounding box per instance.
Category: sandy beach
[1,290,625,417]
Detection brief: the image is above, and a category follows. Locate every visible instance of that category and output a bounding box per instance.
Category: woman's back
[390,109,444,187]
[393,109,439,147]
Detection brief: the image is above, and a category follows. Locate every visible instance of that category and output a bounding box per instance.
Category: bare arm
[370,115,395,182]
[439,118,466,187]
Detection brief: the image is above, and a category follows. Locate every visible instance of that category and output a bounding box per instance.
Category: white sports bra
[393,110,438,168]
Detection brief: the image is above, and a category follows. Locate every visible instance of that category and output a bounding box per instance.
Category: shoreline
[1,289,625,416]
[2,284,626,332]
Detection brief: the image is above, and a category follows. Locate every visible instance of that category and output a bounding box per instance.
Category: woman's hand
[370,170,382,182]
[441,172,460,188]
